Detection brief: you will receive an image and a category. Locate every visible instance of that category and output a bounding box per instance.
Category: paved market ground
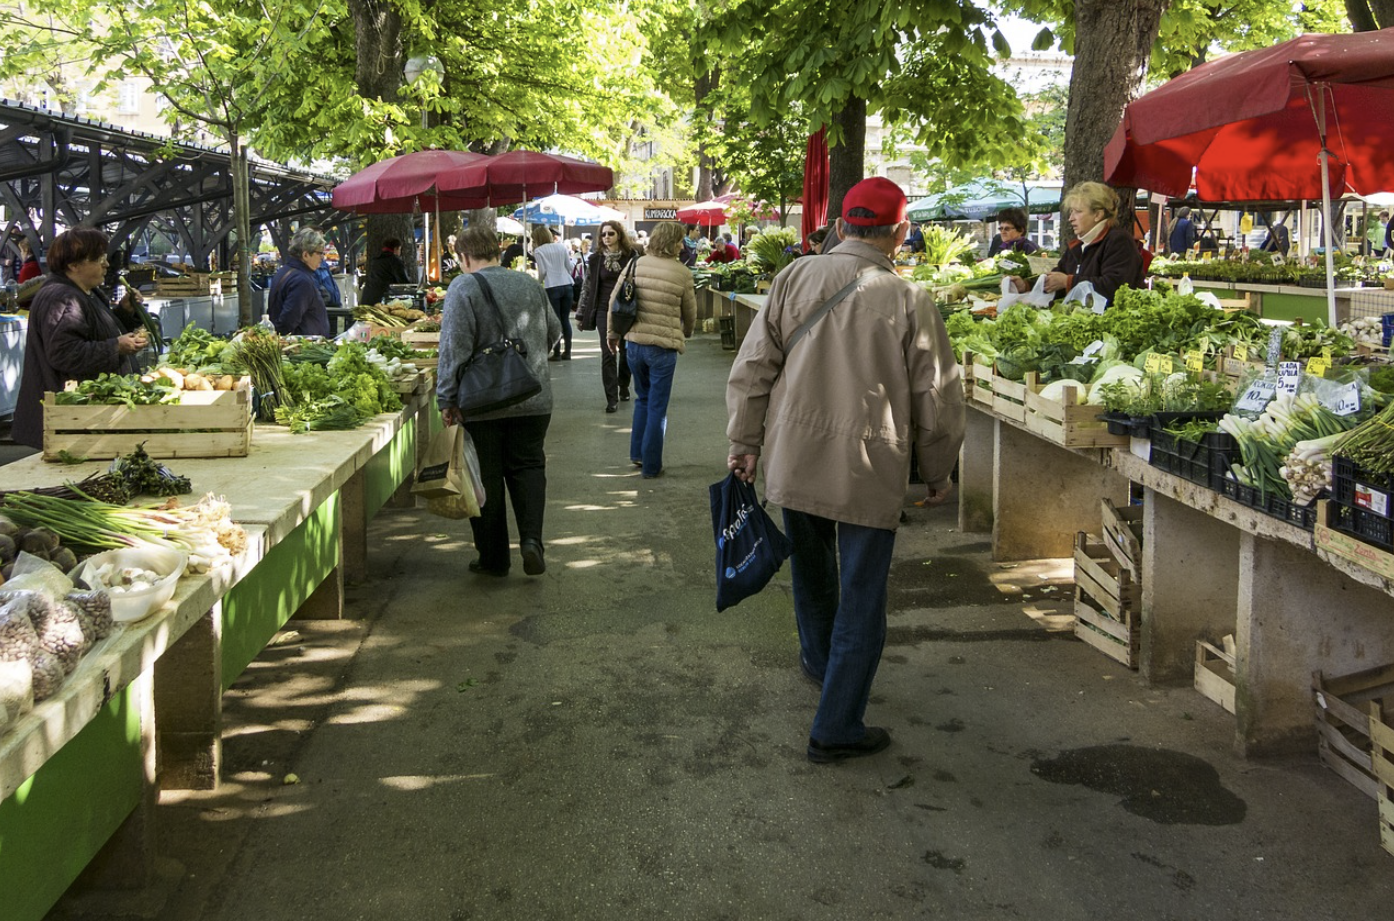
[41,331,1394,920]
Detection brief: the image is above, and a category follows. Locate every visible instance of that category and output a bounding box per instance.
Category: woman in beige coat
[607,221,696,478]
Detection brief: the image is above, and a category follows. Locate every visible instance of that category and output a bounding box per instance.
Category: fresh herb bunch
[166,325,241,373]
[328,343,401,416]
[367,336,416,361]
[919,225,976,266]
[274,396,369,434]
[53,373,179,407]
[234,326,292,422]
[109,444,192,497]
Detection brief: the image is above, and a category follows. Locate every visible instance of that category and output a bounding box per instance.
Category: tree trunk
[1061,0,1169,244]
[827,95,866,222]
[230,137,254,325]
[348,0,417,281]
[1346,0,1394,30]
[695,66,719,201]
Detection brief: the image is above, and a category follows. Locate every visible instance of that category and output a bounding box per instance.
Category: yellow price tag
[1185,352,1205,373]
[1306,357,1330,376]
[1322,346,1333,361]
[1144,353,1174,374]
[1232,343,1249,362]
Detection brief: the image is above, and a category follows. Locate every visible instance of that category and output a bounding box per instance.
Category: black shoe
[561,353,571,361]
[620,389,630,401]
[468,560,508,577]
[641,468,665,479]
[630,459,643,468]
[605,402,618,413]
[548,354,562,362]
[520,539,546,576]
[799,654,824,689]
[807,727,891,764]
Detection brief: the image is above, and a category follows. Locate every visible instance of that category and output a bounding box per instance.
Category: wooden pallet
[43,386,253,460]
[153,272,220,297]
[400,329,440,349]
[1371,701,1394,858]
[1312,663,1394,801]
[1195,638,1237,714]
[1072,532,1141,668]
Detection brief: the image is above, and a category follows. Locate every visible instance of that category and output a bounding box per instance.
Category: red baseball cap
[842,177,907,226]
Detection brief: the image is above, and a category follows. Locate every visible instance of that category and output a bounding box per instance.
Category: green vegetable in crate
[53,373,178,408]
[1219,393,1354,498]
[1331,398,1394,476]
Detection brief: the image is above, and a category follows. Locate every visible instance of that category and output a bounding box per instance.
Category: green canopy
[907,181,1061,222]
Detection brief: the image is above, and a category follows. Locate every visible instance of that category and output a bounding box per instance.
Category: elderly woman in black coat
[12,228,147,448]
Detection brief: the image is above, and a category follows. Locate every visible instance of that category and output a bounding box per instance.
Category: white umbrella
[513,194,623,227]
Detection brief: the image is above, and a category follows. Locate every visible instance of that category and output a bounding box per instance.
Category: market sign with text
[644,208,677,220]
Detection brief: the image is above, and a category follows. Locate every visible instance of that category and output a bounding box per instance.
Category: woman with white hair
[268,226,330,336]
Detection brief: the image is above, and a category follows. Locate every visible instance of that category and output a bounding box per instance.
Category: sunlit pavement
[48,331,1394,921]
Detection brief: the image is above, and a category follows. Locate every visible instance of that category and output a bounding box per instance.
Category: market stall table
[0,388,434,921]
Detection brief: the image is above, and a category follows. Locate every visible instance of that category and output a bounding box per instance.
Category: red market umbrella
[435,150,613,203]
[675,200,729,225]
[331,150,490,214]
[1104,30,1394,322]
[801,128,829,252]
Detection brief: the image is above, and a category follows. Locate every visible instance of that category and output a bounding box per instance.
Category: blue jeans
[626,342,677,476]
[783,509,897,744]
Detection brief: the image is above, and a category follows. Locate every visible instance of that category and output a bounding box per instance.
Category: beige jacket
[610,254,696,353]
[726,240,965,530]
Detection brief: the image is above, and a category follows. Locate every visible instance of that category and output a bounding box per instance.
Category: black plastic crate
[718,316,737,350]
[1265,494,1320,531]
[1100,412,1151,438]
[1219,475,1262,508]
[1330,456,1394,519]
[1150,427,1235,490]
[1328,499,1394,551]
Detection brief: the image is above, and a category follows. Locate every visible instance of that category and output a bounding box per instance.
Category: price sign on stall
[1144,353,1174,374]
[1305,356,1330,377]
[1276,361,1302,395]
[1235,378,1277,412]
[1185,351,1206,373]
[1232,343,1250,362]
[1328,381,1362,416]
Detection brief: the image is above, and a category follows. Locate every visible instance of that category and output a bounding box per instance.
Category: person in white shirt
[531,225,576,361]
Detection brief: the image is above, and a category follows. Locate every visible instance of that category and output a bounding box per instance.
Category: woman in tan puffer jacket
[607,220,696,478]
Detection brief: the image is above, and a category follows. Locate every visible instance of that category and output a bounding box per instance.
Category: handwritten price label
[1236,379,1276,412]
[1185,351,1205,373]
[1276,361,1302,395]
[1232,343,1249,362]
[1306,357,1330,377]
[1329,381,1361,416]
[1144,353,1174,374]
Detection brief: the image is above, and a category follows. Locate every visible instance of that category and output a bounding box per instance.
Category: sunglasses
[601,231,617,237]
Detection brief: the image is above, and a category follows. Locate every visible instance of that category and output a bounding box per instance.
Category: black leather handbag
[610,256,639,337]
[453,272,542,415]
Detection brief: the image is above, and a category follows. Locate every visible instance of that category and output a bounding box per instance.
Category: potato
[215,375,235,391]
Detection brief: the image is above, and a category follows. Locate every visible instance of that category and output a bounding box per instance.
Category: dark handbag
[709,472,794,612]
[453,272,543,415]
[610,256,639,338]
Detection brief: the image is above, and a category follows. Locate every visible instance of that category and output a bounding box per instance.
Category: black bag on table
[453,272,543,415]
[709,472,794,612]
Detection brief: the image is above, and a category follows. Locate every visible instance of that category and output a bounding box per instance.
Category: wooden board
[1195,640,1237,714]
[1315,502,1394,582]
[1024,375,1128,449]
[400,329,440,349]
[1311,665,1394,801]
[1101,498,1144,577]
[42,387,253,460]
[1073,532,1140,619]
[1073,590,1138,668]
[1370,703,1394,858]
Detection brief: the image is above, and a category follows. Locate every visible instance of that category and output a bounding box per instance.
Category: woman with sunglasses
[576,220,636,413]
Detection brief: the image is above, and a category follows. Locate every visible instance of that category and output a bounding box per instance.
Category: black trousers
[463,414,551,572]
[595,310,631,404]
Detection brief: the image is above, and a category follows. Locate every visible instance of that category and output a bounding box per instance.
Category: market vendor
[268,226,330,337]
[360,236,410,306]
[1011,182,1143,304]
[987,208,1039,257]
[11,229,147,449]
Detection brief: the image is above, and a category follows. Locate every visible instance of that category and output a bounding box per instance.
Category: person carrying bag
[453,272,543,415]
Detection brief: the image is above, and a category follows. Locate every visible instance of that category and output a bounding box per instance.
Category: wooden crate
[1195,638,1237,714]
[43,387,252,460]
[964,353,1027,422]
[153,272,219,297]
[1371,703,1394,857]
[1311,663,1394,800]
[400,329,440,349]
[1219,344,1266,379]
[1072,531,1141,668]
[1023,373,1128,449]
[1101,498,1144,578]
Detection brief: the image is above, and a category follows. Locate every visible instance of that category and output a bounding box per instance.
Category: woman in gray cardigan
[438,226,562,577]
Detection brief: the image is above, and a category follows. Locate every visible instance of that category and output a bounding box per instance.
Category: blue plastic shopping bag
[709,473,794,612]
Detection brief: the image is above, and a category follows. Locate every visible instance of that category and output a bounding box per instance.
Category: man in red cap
[725,176,965,764]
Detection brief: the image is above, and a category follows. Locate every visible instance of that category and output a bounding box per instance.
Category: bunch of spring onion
[1330,398,1394,476]
[234,326,292,422]
[0,491,247,574]
[1219,393,1353,498]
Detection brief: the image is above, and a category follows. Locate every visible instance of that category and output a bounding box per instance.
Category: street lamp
[405,54,443,284]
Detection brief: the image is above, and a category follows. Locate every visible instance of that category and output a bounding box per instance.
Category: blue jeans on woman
[545,284,574,358]
[625,342,677,477]
[782,509,897,745]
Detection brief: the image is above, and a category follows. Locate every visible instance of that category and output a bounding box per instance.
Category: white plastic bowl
[77,546,188,623]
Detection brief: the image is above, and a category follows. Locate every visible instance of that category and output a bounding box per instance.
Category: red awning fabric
[435,150,613,204]
[675,201,729,225]
[332,150,490,214]
[801,128,829,252]
[1104,30,1394,200]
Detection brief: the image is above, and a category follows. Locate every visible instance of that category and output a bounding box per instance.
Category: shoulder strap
[785,266,893,355]
[469,271,512,338]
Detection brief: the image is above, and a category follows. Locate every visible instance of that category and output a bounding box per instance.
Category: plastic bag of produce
[0,594,61,701]
[1064,281,1108,313]
[997,274,1054,310]
[0,659,34,730]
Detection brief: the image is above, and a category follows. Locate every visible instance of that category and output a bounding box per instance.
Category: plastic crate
[718,316,737,350]
[1331,456,1394,519]
[1149,427,1234,490]
[1329,500,1394,551]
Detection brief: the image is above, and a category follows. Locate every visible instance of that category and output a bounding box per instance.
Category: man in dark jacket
[1167,207,1197,255]
[268,227,330,336]
[360,237,410,305]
